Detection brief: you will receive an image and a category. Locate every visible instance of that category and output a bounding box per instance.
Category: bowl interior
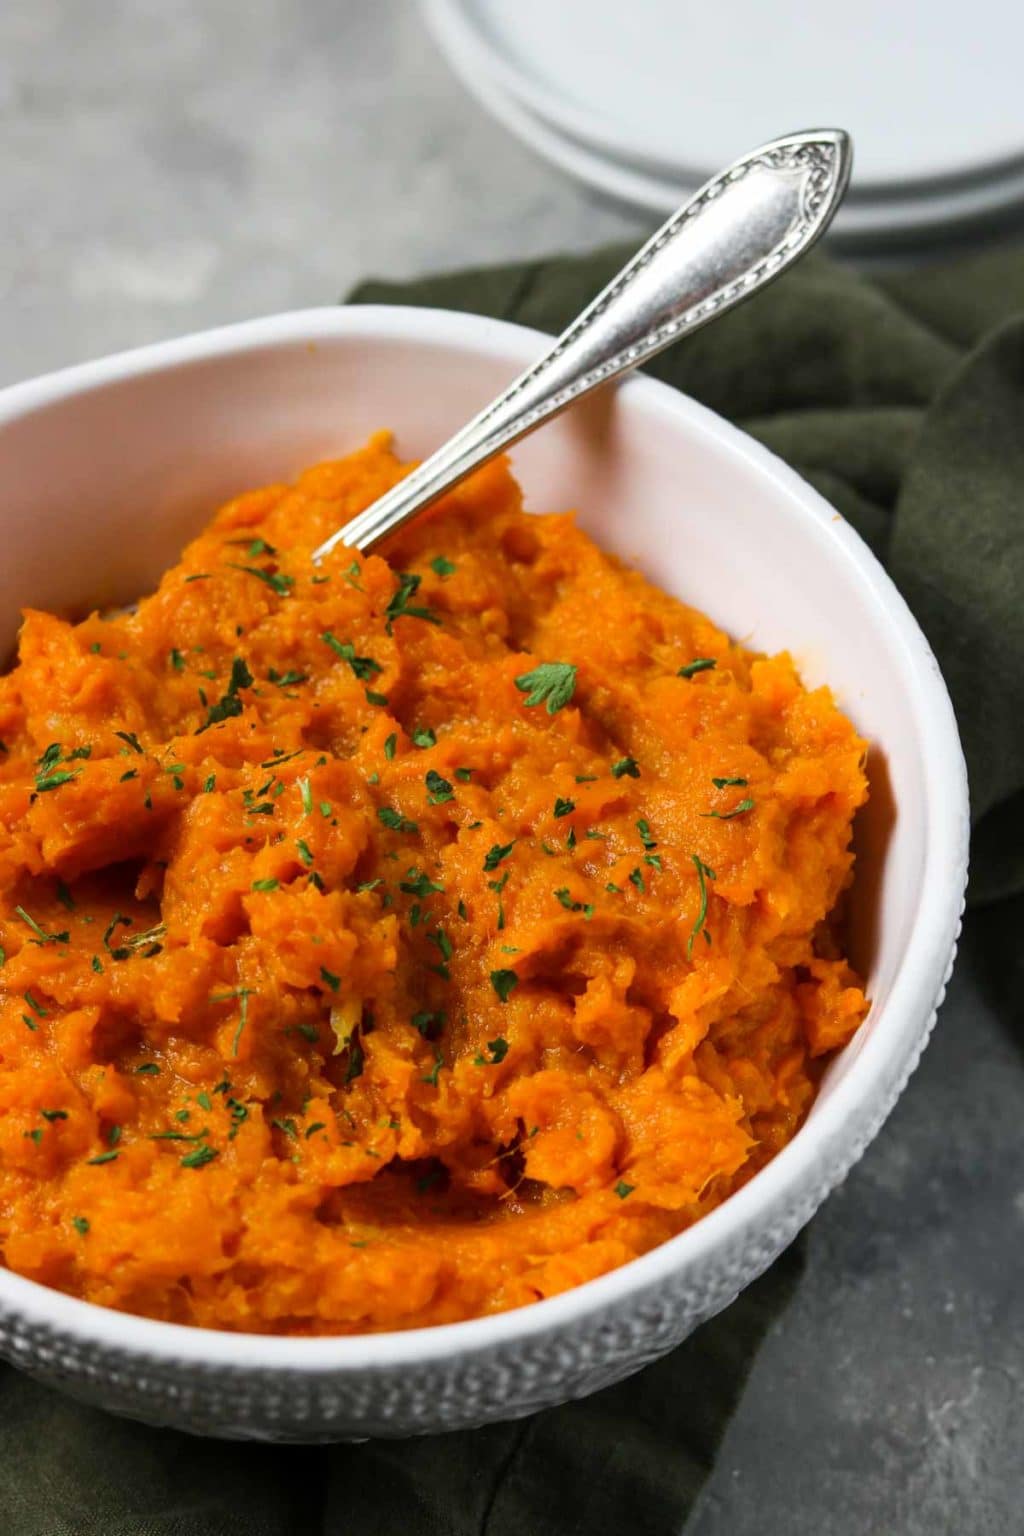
[0,308,929,1122]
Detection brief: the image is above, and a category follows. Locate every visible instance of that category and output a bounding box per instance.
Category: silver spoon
[314,128,851,561]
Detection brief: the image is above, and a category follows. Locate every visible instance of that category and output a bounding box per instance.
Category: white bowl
[0,307,968,1440]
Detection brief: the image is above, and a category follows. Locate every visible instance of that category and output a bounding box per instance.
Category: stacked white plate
[425,0,1024,251]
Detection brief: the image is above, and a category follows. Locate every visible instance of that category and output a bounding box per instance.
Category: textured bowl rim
[0,304,970,1374]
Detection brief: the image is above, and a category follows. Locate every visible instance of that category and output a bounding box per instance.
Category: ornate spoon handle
[315,128,851,559]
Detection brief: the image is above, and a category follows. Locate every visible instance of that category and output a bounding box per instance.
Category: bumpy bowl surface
[0,307,969,1440]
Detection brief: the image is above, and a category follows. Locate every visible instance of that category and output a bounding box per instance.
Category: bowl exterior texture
[0,308,969,1439]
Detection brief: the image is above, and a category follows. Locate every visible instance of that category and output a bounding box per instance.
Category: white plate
[425,0,1024,248]
[430,0,1024,196]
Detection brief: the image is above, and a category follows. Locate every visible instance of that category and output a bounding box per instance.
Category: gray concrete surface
[2,4,1022,1533]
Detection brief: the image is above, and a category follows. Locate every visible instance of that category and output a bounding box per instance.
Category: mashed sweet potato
[0,435,869,1333]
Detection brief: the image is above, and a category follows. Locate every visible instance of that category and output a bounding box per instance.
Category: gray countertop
[2,4,1021,1531]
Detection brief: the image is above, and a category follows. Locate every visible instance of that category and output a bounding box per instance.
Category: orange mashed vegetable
[0,435,869,1334]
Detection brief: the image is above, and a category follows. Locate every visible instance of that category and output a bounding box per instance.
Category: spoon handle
[317,128,851,559]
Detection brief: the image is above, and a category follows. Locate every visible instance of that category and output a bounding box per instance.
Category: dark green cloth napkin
[3,244,1022,1536]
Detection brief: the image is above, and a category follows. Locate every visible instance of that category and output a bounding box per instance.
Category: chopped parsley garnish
[553,887,586,913]
[489,968,518,1004]
[16,905,68,945]
[226,562,294,596]
[251,878,279,893]
[296,839,314,867]
[23,990,48,1018]
[135,1063,160,1074]
[86,1150,118,1166]
[614,1180,635,1199]
[365,689,389,707]
[430,555,457,577]
[114,730,144,754]
[412,727,437,749]
[636,819,657,849]
[712,776,748,788]
[514,661,577,715]
[378,806,418,835]
[229,656,254,693]
[399,870,444,899]
[268,667,308,687]
[196,655,253,733]
[421,1047,444,1086]
[55,881,75,911]
[412,1010,444,1038]
[40,1108,67,1122]
[678,657,716,678]
[35,768,81,793]
[687,856,716,958]
[344,1042,365,1084]
[180,1144,219,1169]
[629,867,646,893]
[702,797,755,820]
[611,757,640,779]
[322,632,382,680]
[553,797,575,819]
[425,770,454,805]
[384,733,397,761]
[475,1037,509,1066]
[319,966,340,992]
[72,1216,90,1235]
[385,572,441,632]
[169,648,186,671]
[483,841,515,872]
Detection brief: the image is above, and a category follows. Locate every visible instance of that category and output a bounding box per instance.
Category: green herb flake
[412,727,437,749]
[115,730,144,754]
[421,1047,444,1087]
[16,905,68,946]
[378,806,419,835]
[320,966,341,993]
[611,757,640,779]
[614,1180,635,1199]
[86,1150,118,1166]
[251,877,280,893]
[489,968,518,1004]
[296,839,314,868]
[514,661,577,715]
[678,657,717,678]
[687,855,717,958]
[636,818,657,850]
[385,572,441,632]
[40,1108,68,1122]
[425,770,454,805]
[72,1216,90,1235]
[553,797,575,819]
[384,733,397,761]
[702,797,755,820]
[476,1036,509,1066]
[226,562,294,597]
[35,768,81,793]
[712,776,748,788]
[430,555,457,577]
[322,632,382,681]
[180,1144,219,1169]
[629,867,646,894]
